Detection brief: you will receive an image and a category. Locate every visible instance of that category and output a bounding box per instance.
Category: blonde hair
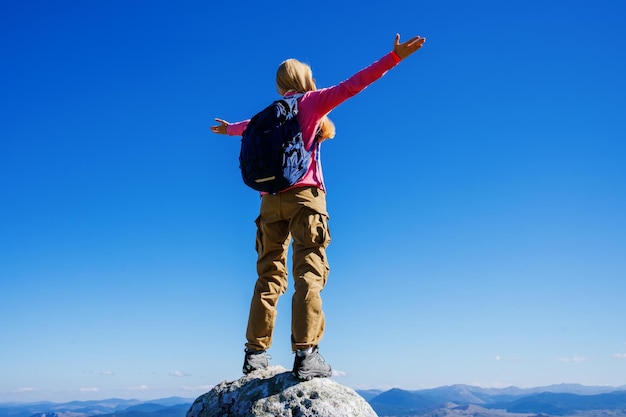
[276,59,335,141]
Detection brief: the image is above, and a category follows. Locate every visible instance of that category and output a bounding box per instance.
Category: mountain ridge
[3,384,626,417]
[362,385,626,416]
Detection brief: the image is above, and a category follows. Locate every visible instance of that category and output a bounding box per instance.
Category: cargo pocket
[292,208,331,249]
[291,208,331,285]
[314,213,331,249]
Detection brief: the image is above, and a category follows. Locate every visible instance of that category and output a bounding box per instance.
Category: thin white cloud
[332,369,347,377]
[614,353,626,359]
[14,387,38,393]
[557,356,588,363]
[126,385,150,391]
[79,388,100,393]
[100,371,115,376]
[169,370,191,377]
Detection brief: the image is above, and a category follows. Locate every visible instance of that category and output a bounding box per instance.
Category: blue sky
[1,0,625,403]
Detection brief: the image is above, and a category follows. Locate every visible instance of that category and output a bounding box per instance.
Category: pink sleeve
[226,120,250,136]
[299,51,402,120]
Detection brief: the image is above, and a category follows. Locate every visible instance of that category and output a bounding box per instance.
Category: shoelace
[308,350,327,365]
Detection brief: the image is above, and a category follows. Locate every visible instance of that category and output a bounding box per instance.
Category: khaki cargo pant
[246,186,331,352]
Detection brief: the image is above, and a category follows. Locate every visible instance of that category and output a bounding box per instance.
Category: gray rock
[186,366,378,417]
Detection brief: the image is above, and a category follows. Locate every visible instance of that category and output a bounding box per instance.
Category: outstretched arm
[296,33,426,119]
[393,34,426,59]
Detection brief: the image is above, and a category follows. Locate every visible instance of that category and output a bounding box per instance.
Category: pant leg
[289,207,331,351]
[245,215,290,351]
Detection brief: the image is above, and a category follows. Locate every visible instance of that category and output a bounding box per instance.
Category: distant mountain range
[0,398,192,417]
[2,384,626,417]
[360,384,626,416]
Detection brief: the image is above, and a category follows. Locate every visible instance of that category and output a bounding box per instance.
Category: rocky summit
[186,366,378,417]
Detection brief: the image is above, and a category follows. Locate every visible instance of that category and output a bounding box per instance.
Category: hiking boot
[292,346,332,381]
[243,348,270,374]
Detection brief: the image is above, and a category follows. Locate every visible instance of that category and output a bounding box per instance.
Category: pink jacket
[226,51,402,192]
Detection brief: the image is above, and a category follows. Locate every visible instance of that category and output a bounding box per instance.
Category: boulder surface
[186,366,378,417]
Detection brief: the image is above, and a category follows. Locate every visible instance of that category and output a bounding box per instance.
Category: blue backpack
[239,95,314,194]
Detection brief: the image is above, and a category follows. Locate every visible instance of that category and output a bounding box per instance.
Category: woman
[211,33,426,380]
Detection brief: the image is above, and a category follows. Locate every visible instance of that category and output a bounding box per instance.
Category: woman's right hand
[210,118,229,135]
[393,34,426,59]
